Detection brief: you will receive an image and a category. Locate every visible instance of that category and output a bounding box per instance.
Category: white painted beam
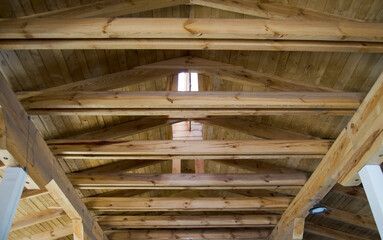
[359,165,383,239]
[0,167,27,239]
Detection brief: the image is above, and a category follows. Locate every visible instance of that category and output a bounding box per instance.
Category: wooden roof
[0,0,382,240]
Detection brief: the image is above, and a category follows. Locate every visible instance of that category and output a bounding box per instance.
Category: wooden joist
[105,229,270,239]
[2,39,383,52]
[19,91,363,116]
[1,19,382,42]
[0,69,106,239]
[11,209,66,231]
[48,140,332,159]
[76,160,164,174]
[68,173,309,190]
[96,215,279,228]
[268,74,383,238]
[84,197,293,211]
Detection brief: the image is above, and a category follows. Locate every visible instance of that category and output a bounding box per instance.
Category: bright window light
[191,73,198,91]
[177,72,198,92]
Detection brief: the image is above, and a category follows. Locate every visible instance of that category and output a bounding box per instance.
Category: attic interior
[0,0,383,240]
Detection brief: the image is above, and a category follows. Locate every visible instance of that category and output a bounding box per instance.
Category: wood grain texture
[84,197,293,211]
[1,19,382,42]
[68,173,309,189]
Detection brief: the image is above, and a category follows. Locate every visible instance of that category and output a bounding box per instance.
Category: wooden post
[359,165,383,239]
[0,167,27,239]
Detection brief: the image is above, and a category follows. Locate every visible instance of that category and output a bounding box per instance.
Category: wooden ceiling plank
[305,222,368,240]
[0,68,107,239]
[96,215,279,228]
[21,0,189,18]
[11,208,65,231]
[268,74,383,239]
[199,117,318,140]
[323,207,377,230]
[20,223,74,240]
[84,197,293,211]
[47,117,181,142]
[1,18,382,42]
[190,0,362,21]
[105,228,270,239]
[48,140,332,157]
[68,173,309,189]
[16,69,177,93]
[2,39,383,52]
[75,160,164,174]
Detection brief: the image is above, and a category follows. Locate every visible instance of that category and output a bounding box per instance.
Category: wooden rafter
[47,117,181,142]
[84,197,292,211]
[190,0,361,21]
[136,56,342,92]
[268,74,383,239]
[323,207,377,231]
[22,0,188,18]
[68,173,308,190]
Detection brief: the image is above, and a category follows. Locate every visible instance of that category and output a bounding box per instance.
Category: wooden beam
[11,209,65,231]
[323,207,377,230]
[84,197,293,211]
[19,91,363,116]
[190,0,361,21]
[48,117,180,142]
[268,74,383,238]
[57,154,325,160]
[106,229,270,239]
[1,19,382,42]
[137,56,342,92]
[284,218,304,240]
[73,219,84,240]
[21,224,73,240]
[200,117,317,140]
[48,140,332,158]
[2,39,383,52]
[96,215,279,228]
[338,73,383,185]
[68,173,308,189]
[305,222,367,240]
[22,0,188,18]
[0,72,107,239]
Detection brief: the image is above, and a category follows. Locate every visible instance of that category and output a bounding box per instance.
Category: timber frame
[0,0,382,239]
